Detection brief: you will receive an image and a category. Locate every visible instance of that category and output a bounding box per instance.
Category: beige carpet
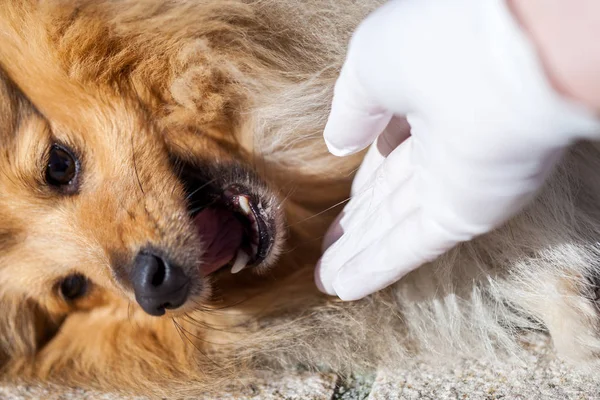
[2,334,599,399]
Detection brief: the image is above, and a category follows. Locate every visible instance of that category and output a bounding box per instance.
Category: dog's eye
[46,145,79,192]
[60,274,88,301]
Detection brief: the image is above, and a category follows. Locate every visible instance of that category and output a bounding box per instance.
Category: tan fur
[1,0,600,397]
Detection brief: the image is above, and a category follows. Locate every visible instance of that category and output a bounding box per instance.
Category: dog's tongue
[194,208,244,276]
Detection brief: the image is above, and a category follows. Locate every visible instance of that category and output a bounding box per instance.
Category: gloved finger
[315,191,390,296]
[315,178,418,296]
[351,116,411,196]
[332,210,455,301]
[320,208,345,253]
[316,140,417,295]
[320,180,384,254]
[322,0,415,157]
[321,135,415,252]
[321,117,411,254]
[323,60,392,157]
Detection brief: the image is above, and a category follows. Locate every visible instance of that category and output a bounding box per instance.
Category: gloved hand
[315,0,600,301]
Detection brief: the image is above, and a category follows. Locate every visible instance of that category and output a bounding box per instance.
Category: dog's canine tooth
[231,249,251,274]
[237,195,252,215]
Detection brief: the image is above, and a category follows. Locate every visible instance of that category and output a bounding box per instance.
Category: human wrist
[507,0,600,113]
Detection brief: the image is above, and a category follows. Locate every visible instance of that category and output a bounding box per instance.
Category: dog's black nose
[130,252,190,316]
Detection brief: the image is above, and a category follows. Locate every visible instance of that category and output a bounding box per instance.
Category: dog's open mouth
[193,185,273,276]
[180,164,276,277]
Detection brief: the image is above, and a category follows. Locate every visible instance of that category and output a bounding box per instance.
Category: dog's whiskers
[187,198,220,216]
[280,234,327,255]
[185,177,220,201]
[131,131,146,196]
[170,158,186,197]
[182,310,255,332]
[180,314,239,333]
[285,196,350,228]
[277,184,298,209]
[173,317,233,346]
[171,318,222,368]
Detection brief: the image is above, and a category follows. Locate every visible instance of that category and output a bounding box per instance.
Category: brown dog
[1,0,600,397]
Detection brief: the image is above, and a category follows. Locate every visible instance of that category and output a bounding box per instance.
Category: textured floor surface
[2,334,599,399]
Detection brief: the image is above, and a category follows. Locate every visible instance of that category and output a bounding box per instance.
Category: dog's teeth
[251,244,258,257]
[238,196,252,215]
[231,250,250,274]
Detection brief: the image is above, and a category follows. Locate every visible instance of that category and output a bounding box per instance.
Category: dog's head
[0,2,356,386]
[0,1,286,335]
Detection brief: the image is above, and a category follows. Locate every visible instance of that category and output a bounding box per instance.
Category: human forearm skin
[509,0,600,112]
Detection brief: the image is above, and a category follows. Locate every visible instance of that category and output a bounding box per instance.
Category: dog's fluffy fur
[1,0,600,397]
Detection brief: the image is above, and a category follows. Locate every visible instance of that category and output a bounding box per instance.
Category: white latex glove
[315,0,600,301]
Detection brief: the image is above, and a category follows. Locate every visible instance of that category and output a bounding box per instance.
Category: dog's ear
[0,293,62,372]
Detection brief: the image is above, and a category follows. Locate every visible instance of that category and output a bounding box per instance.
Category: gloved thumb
[324,59,393,156]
